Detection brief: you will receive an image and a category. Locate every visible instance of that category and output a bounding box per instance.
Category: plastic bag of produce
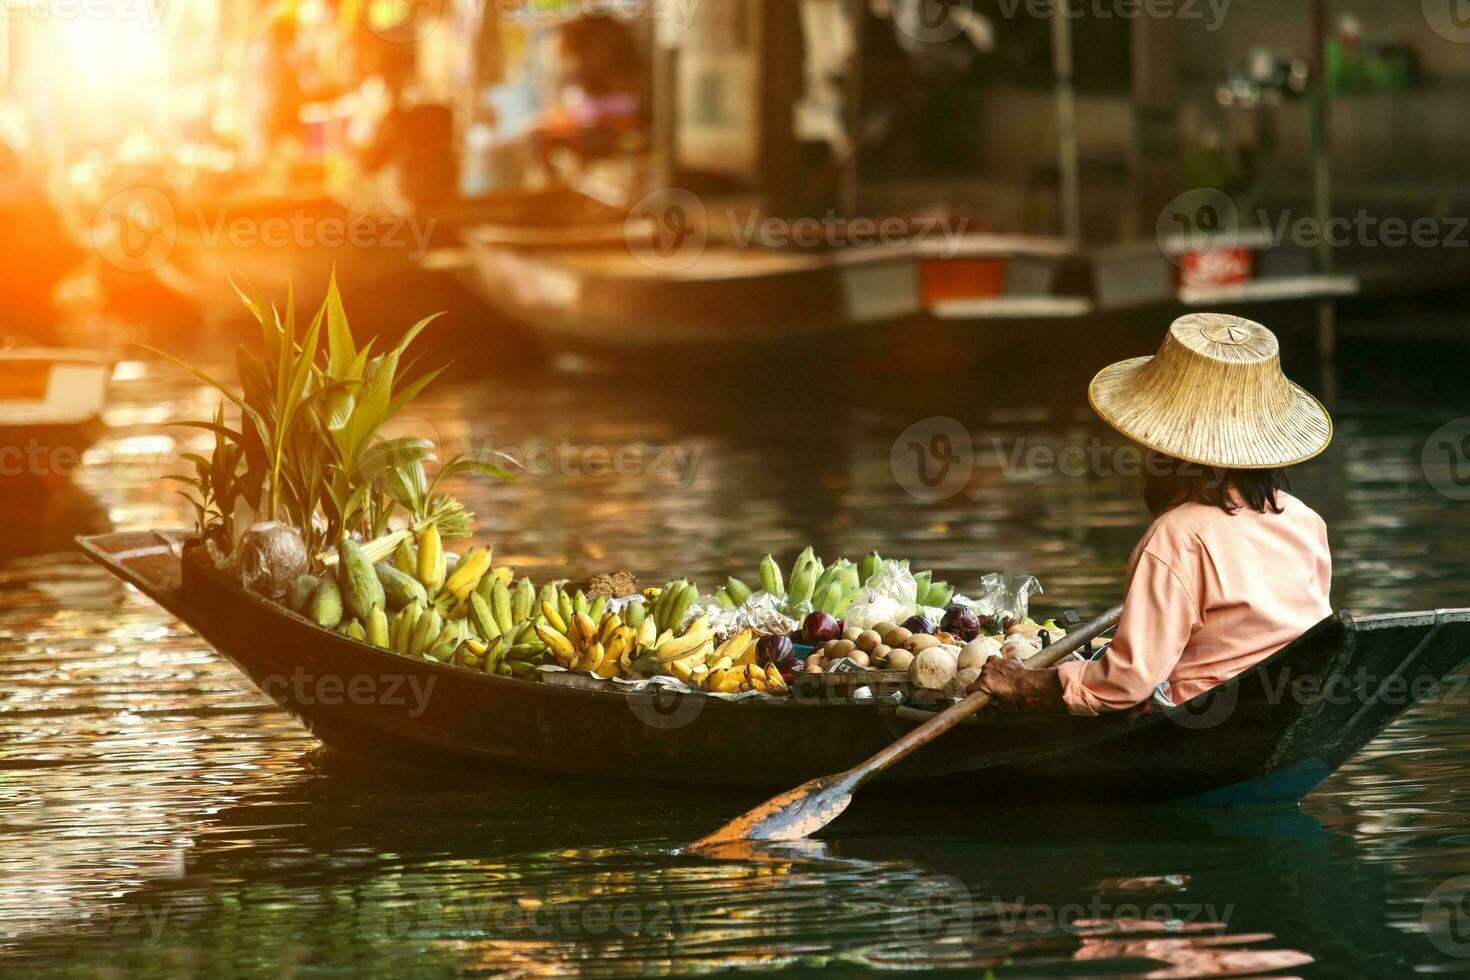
[844,560,920,629]
[958,573,1043,623]
[234,521,308,599]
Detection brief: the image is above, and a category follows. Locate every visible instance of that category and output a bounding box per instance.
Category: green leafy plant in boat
[154,274,517,567]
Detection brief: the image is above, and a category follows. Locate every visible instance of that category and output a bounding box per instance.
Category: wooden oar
[690,604,1124,849]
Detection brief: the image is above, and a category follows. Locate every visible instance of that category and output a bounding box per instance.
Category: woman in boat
[971,313,1334,713]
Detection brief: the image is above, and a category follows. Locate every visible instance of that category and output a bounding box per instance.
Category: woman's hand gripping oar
[690,604,1123,850]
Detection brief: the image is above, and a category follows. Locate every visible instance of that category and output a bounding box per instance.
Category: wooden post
[839,0,865,218]
[1310,0,1337,403]
[1051,7,1081,245]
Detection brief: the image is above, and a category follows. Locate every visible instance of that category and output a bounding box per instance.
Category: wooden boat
[164,194,452,326]
[462,233,919,353]
[79,530,1470,807]
[0,344,111,482]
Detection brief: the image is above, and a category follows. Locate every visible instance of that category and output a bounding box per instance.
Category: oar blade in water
[690,773,855,850]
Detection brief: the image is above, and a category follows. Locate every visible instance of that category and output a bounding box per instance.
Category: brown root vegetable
[908,647,958,690]
[904,633,941,653]
[947,666,982,698]
[848,650,871,669]
[886,648,915,670]
[843,626,863,642]
[855,629,882,653]
[804,657,825,673]
[872,621,898,641]
[957,636,1003,670]
[870,643,892,663]
[828,639,858,659]
[886,626,914,647]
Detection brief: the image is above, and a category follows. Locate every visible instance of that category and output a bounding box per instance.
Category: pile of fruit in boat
[277,532,1061,700]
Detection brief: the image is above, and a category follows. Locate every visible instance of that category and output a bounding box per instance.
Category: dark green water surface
[3,329,1470,978]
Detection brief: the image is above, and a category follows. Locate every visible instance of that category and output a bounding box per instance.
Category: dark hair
[1140,451,1290,517]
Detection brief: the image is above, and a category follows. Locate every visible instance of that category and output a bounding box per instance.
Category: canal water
[3,319,1470,977]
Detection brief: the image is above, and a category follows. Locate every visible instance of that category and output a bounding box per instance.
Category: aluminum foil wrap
[688,591,798,638]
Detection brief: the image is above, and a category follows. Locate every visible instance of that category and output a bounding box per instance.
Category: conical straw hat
[1088,313,1332,469]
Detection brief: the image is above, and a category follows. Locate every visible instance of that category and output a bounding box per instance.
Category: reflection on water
[3,333,1470,976]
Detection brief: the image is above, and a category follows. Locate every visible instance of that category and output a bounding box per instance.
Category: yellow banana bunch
[650,615,716,663]
[703,663,787,695]
[712,628,759,667]
[537,607,638,679]
[417,524,446,596]
[444,547,493,602]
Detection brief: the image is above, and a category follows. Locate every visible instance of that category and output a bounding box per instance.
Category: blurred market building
[0,1,1467,346]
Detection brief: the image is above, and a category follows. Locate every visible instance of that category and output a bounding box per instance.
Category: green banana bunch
[759,555,785,598]
[365,606,390,647]
[310,576,344,629]
[860,550,882,586]
[343,619,367,641]
[653,579,697,634]
[787,557,819,607]
[470,593,502,643]
[725,576,752,605]
[812,580,841,614]
[813,558,851,600]
[391,601,421,653]
[490,579,513,634]
[411,607,443,658]
[623,598,646,628]
[513,577,535,624]
[652,579,683,633]
[913,571,933,605]
[393,539,417,577]
[923,581,954,607]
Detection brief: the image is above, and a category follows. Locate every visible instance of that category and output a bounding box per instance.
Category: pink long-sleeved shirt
[1056,491,1332,715]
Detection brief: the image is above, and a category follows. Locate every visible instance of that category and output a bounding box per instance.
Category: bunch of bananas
[534,603,644,679]
[644,578,698,634]
[625,623,788,695]
[722,548,953,616]
[743,547,865,618]
[697,629,788,695]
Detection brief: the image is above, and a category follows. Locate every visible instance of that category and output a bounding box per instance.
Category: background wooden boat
[79,530,1470,807]
[0,345,111,482]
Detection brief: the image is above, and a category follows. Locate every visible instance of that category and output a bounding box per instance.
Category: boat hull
[78,531,1470,805]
